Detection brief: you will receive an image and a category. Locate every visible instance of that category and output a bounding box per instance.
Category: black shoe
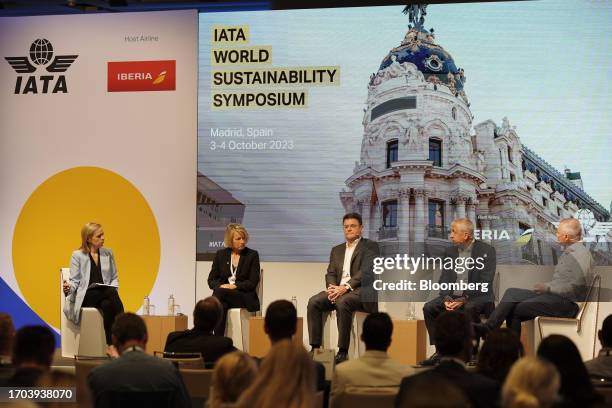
[419,352,440,366]
[473,323,491,340]
[335,351,348,365]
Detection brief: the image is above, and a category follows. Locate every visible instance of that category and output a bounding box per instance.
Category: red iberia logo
[107,60,175,92]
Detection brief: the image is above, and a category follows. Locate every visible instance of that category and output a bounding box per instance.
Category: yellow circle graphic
[12,167,160,329]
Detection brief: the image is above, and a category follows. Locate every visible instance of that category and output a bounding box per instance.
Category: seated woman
[208,223,260,336]
[209,351,257,408]
[63,222,124,345]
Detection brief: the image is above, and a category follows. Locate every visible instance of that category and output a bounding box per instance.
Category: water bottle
[168,294,175,316]
[143,295,150,316]
[291,296,298,310]
[406,302,416,320]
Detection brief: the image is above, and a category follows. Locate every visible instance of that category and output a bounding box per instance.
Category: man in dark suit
[264,300,326,392]
[165,296,236,367]
[396,311,499,408]
[421,218,496,365]
[88,313,190,408]
[307,212,380,364]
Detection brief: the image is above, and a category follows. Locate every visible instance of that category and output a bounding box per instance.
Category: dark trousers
[307,290,366,351]
[423,296,491,345]
[484,288,578,336]
[81,286,124,345]
[212,288,252,336]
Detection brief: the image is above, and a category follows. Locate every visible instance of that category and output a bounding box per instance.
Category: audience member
[331,312,412,402]
[1,325,55,387]
[37,370,92,408]
[209,351,257,408]
[88,312,190,408]
[477,328,523,384]
[165,296,236,367]
[264,299,325,391]
[585,314,612,380]
[396,311,498,408]
[395,375,471,408]
[501,356,559,408]
[237,339,315,408]
[537,334,603,407]
[0,313,15,382]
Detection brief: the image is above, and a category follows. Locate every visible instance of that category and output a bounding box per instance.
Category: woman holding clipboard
[63,222,124,345]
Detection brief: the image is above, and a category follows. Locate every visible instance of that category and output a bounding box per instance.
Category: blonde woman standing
[62,222,124,345]
[207,223,260,335]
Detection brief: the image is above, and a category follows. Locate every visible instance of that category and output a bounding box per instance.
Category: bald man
[421,218,496,365]
[475,218,594,338]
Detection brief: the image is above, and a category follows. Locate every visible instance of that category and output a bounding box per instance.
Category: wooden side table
[142,315,188,354]
[248,317,304,357]
[388,319,428,365]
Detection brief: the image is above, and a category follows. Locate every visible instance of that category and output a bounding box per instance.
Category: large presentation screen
[197,2,611,263]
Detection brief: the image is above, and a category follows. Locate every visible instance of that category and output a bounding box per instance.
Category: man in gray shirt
[475,218,594,337]
[88,313,191,408]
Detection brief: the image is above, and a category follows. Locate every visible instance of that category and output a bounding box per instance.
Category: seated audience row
[2,305,612,408]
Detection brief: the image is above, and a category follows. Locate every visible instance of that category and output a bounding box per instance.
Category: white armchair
[60,268,106,358]
[225,269,263,351]
[322,310,368,359]
[534,274,601,360]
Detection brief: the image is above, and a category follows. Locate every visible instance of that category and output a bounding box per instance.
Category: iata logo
[4,39,78,94]
[107,60,176,92]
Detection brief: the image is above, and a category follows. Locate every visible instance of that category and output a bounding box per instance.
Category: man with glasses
[307,213,380,364]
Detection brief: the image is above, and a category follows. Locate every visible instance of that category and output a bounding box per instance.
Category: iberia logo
[107,60,176,92]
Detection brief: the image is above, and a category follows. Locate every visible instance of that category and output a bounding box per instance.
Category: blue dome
[377,32,465,93]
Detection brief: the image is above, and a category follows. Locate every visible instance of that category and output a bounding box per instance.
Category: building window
[507,145,513,163]
[428,200,445,227]
[429,139,442,167]
[386,139,398,168]
[451,107,457,120]
[510,172,516,182]
[542,197,548,208]
[527,186,532,193]
[382,200,398,228]
[557,207,562,217]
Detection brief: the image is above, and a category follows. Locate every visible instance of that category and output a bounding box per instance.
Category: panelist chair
[534,274,601,361]
[322,310,369,359]
[59,268,107,358]
[225,269,263,352]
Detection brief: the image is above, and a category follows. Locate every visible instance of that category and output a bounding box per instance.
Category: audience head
[0,313,15,358]
[12,326,55,369]
[210,351,257,408]
[450,218,474,246]
[556,218,582,245]
[434,311,472,361]
[264,300,297,343]
[501,356,559,408]
[477,328,523,383]
[111,313,147,352]
[238,340,315,408]
[598,314,612,348]
[37,371,92,408]
[361,312,393,352]
[396,375,470,408]
[224,223,249,251]
[193,296,222,333]
[537,334,600,405]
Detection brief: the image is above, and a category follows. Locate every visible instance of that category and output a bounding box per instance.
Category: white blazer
[63,247,119,324]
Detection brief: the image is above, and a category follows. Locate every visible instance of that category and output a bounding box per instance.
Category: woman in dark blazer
[208,223,261,336]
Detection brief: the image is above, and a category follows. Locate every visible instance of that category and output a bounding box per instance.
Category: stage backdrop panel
[0,10,197,341]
